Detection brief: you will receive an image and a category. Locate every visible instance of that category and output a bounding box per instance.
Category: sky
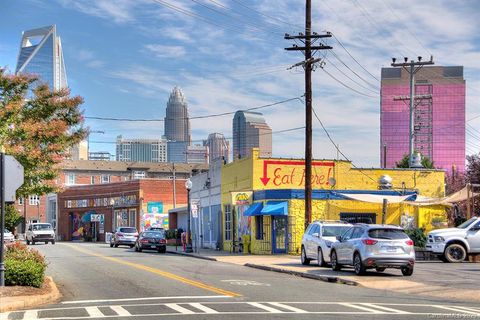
[1,0,479,167]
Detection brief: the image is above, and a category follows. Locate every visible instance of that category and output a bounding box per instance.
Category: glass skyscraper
[232,111,272,160]
[380,66,466,172]
[164,87,191,143]
[116,136,167,163]
[15,25,67,91]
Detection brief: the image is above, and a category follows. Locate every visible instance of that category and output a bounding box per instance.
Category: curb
[0,276,61,313]
[244,263,358,286]
[166,250,218,262]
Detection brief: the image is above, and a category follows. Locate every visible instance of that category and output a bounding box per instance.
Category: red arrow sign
[260,160,334,186]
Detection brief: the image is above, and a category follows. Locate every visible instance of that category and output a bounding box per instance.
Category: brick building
[13,160,208,232]
[57,179,190,242]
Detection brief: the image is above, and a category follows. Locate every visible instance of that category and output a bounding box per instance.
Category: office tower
[232,111,272,160]
[88,151,112,161]
[164,87,191,143]
[204,133,229,163]
[116,135,167,162]
[15,25,67,90]
[70,140,88,160]
[167,141,187,163]
[381,66,465,172]
[186,145,208,164]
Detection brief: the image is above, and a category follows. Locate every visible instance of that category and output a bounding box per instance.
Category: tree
[466,154,480,185]
[0,68,86,196]
[5,204,23,232]
[395,153,435,169]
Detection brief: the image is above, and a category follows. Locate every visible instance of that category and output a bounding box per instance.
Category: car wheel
[301,246,311,265]
[45,241,48,244]
[138,247,142,252]
[401,265,414,276]
[114,242,119,248]
[317,248,327,267]
[110,241,114,248]
[353,253,366,275]
[129,245,135,248]
[444,243,467,263]
[32,240,35,245]
[51,240,55,245]
[438,254,448,263]
[26,239,30,245]
[375,267,386,272]
[134,245,139,252]
[331,250,342,271]
[160,248,166,254]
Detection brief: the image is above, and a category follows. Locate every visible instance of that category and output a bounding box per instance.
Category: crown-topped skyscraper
[164,86,191,144]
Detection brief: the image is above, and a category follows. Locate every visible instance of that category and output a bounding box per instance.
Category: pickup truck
[426,216,480,262]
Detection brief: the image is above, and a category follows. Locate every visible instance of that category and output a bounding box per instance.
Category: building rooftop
[61,160,208,173]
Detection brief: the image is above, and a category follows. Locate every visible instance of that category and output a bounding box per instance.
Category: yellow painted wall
[221,148,447,254]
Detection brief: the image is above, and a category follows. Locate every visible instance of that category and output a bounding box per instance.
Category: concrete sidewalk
[167,246,480,303]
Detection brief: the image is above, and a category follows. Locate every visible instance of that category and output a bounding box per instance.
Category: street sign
[191,199,200,218]
[4,155,24,202]
[91,214,104,223]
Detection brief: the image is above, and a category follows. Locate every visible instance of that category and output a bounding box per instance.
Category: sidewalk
[167,246,480,303]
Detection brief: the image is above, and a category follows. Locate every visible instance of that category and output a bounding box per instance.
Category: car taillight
[133,233,139,237]
[362,239,378,245]
[140,239,149,244]
[160,239,166,244]
[405,239,414,246]
[117,232,124,237]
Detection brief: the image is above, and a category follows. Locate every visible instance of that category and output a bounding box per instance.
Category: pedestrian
[181,230,186,252]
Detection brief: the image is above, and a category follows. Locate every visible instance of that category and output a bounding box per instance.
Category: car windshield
[143,231,165,238]
[32,224,52,230]
[4,229,11,234]
[119,227,137,233]
[457,218,477,229]
[322,226,351,237]
[368,228,408,240]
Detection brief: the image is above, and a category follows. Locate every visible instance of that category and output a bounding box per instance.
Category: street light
[185,178,193,253]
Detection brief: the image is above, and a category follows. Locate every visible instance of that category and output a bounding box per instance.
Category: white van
[26,223,56,245]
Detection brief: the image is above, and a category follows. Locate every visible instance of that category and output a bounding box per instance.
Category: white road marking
[61,295,230,304]
[0,312,10,320]
[435,305,480,314]
[22,310,38,320]
[189,303,219,314]
[450,306,480,314]
[165,303,195,314]
[85,307,104,318]
[248,302,283,313]
[340,303,383,314]
[110,306,132,317]
[359,303,411,314]
[221,280,270,286]
[268,302,308,313]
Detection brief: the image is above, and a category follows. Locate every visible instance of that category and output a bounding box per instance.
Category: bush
[5,259,45,288]
[4,242,47,288]
[165,229,176,240]
[405,228,427,248]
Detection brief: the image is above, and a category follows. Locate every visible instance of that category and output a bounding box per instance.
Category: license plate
[387,247,397,252]
[151,245,156,248]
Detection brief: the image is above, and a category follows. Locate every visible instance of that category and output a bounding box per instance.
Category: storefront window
[129,209,136,228]
[255,216,264,240]
[224,205,232,240]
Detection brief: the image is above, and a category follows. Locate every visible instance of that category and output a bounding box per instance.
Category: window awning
[243,202,264,216]
[260,201,288,216]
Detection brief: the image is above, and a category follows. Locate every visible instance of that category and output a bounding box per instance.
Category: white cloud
[144,44,186,58]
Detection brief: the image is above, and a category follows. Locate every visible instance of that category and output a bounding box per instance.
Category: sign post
[0,151,25,286]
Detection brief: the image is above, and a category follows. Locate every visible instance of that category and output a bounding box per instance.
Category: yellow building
[221,149,446,255]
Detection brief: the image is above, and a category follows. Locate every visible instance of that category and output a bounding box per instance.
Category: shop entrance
[272,216,288,253]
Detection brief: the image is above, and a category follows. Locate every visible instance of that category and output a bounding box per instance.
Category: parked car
[110,227,138,248]
[134,230,167,253]
[330,224,415,276]
[26,223,55,245]
[301,220,352,266]
[3,229,15,243]
[426,216,480,263]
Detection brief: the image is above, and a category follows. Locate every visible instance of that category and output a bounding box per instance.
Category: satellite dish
[328,177,336,187]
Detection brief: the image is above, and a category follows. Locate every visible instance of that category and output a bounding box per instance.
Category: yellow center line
[60,243,241,297]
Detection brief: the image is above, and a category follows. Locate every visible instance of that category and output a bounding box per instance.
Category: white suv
[26,223,56,245]
[301,220,352,266]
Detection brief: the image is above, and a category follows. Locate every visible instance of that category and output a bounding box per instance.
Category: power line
[319,65,378,98]
[327,51,379,90]
[85,96,303,122]
[323,56,378,94]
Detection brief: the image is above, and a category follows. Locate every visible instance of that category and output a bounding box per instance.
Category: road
[2,242,479,320]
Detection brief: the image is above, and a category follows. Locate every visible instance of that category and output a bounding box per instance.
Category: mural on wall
[258,160,335,188]
[141,202,168,230]
[232,192,252,240]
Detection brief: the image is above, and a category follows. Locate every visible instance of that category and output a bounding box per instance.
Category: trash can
[242,235,251,254]
[105,232,112,244]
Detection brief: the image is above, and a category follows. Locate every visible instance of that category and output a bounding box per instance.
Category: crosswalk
[2,301,480,319]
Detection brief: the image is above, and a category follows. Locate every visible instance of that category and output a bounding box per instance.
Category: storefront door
[272,216,287,254]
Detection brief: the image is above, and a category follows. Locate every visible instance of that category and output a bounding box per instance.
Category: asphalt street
[2,242,479,320]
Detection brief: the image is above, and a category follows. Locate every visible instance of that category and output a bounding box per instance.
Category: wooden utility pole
[285,1,331,230]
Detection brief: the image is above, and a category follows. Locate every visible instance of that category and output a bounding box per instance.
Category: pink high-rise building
[380,66,465,172]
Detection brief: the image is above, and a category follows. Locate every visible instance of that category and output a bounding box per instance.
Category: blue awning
[260,201,288,216]
[243,202,264,216]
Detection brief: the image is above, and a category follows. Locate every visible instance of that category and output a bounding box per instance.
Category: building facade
[380,66,466,172]
[167,141,187,163]
[164,87,191,143]
[89,151,112,161]
[221,149,446,254]
[204,133,229,163]
[57,179,188,242]
[116,135,167,162]
[70,140,88,160]
[232,111,272,160]
[15,25,67,91]
[186,144,208,164]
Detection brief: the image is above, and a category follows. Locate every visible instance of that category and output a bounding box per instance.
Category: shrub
[405,228,427,248]
[165,229,176,240]
[4,242,47,288]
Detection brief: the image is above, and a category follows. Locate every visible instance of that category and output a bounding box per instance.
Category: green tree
[395,153,435,169]
[5,204,23,232]
[0,68,86,196]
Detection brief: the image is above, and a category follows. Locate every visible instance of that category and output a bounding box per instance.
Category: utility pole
[390,56,434,167]
[285,0,332,230]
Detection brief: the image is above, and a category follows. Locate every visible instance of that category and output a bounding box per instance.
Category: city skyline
[1,1,479,167]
